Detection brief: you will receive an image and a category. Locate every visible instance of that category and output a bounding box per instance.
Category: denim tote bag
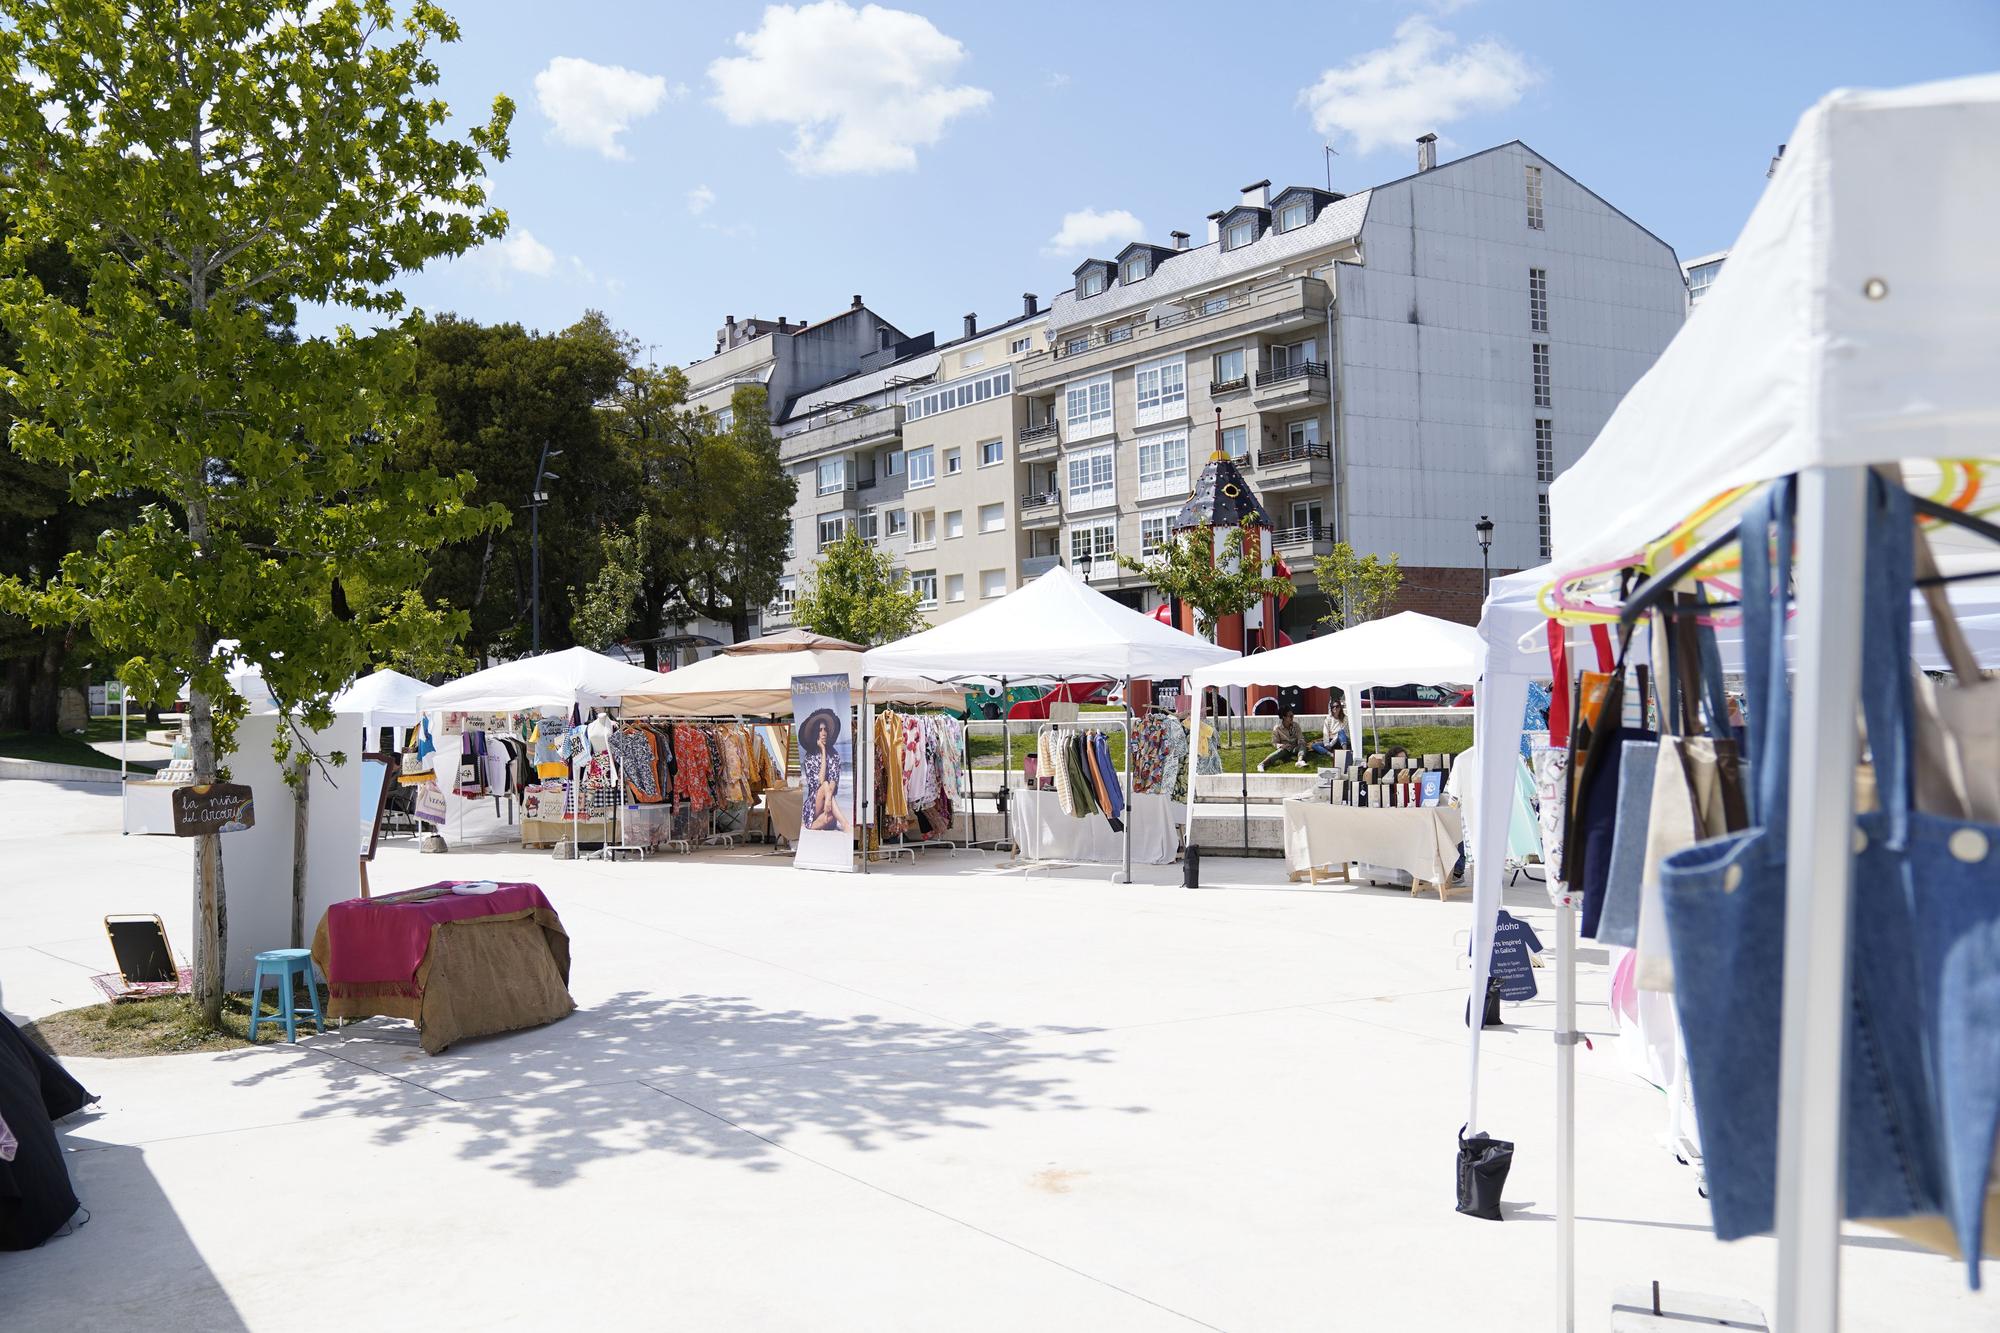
[1855,478,2000,1278]
[1593,738,1657,949]
[1658,476,1946,1241]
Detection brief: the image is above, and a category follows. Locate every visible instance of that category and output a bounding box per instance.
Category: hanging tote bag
[1658,475,1947,1243]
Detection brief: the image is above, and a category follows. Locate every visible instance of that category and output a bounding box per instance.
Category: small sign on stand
[1488,908,1545,1001]
[170,782,256,836]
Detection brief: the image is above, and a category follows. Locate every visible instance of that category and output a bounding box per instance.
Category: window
[1010,336,1033,354]
[1122,255,1149,284]
[1134,356,1187,426]
[817,515,846,550]
[1290,499,1324,535]
[1286,418,1321,451]
[1066,443,1116,510]
[887,508,908,537]
[1529,268,1548,333]
[1213,347,1246,389]
[911,569,938,608]
[1687,258,1725,307]
[1538,494,1552,559]
[1532,343,1551,408]
[911,509,936,548]
[773,576,796,612]
[1140,510,1174,557]
[945,573,965,603]
[714,406,735,432]
[908,446,936,488]
[1201,295,1230,316]
[944,509,964,539]
[904,368,1013,423]
[1225,218,1254,249]
[979,439,1004,467]
[1066,336,1090,355]
[979,502,1004,533]
[884,449,903,476]
[1535,418,1554,483]
[1277,198,1311,232]
[1067,520,1116,571]
[944,448,962,476]
[1137,431,1189,501]
[1106,324,1133,344]
[980,569,1006,599]
[1220,425,1248,460]
[962,349,985,369]
[816,458,848,495]
[856,509,879,542]
[1525,164,1544,230]
[1270,338,1319,374]
[1079,269,1106,298]
[1064,373,1113,439]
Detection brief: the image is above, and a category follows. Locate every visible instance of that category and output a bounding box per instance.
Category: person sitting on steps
[1258,706,1309,772]
[1306,700,1350,760]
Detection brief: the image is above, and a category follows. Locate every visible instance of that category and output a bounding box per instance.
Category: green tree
[1117,521,1294,638]
[1314,542,1403,630]
[404,311,634,660]
[791,529,927,647]
[0,0,511,1023]
[570,514,650,652]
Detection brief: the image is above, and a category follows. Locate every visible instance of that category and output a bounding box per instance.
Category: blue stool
[247,949,327,1043]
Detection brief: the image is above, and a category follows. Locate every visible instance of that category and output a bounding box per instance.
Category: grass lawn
[0,729,125,770]
[22,989,320,1057]
[965,722,1471,773]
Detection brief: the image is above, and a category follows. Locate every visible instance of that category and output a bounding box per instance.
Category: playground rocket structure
[1171,407,1288,658]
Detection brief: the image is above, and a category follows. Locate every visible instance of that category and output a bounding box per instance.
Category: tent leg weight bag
[1455,1125,1514,1221]
[1182,843,1200,889]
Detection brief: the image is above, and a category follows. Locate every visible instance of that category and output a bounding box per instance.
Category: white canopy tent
[1470,77,2000,1330]
[620,631,961,718]
[332,668,431,734]
[859,566,1237,881]
[417,645,663,715]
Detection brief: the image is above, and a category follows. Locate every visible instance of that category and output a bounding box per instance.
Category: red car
[1360,684,1474,709]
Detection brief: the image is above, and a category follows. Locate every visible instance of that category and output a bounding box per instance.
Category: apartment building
[1684,251,1727,309]
[1014,139,1688,626]
[766,301,1049,628]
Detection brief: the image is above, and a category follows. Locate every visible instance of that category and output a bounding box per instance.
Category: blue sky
[314,0,2000,365]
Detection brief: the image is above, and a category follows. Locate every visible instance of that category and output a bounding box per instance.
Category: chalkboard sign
[1487,909,1544,1001]
[171,782,256,836]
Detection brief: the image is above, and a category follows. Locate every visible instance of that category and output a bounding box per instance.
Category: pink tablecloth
[323,882,550,995]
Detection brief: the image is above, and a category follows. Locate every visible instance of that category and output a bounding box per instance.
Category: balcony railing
[1019,420,1059,445]
[1256,360,1329,387]
[1021,554,1061,579]
[1210,376,1249,396]
[1256,441,1331,468]
[1020,489,1060,511]
[1272,522,1331,546]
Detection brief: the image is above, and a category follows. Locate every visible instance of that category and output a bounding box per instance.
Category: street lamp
[529,443,564,652]
[1475,514,1495,598]
[1075,550,1095,581]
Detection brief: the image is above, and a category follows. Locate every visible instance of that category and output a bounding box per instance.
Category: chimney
[877,326,893,351]
[1416,133,1438,172]
[1240,178,1271,208]
[961,313,977,338]
[1022,292,1038,317]
[1206,210,1224,244]
[777,316,788,330]
[851,293,863,309]
[1170,230,1189,250]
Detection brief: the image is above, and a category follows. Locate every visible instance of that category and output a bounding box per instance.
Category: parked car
[1006,681,1112,721]
[1359,684,1474,709]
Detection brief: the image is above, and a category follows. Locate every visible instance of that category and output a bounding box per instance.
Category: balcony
[778,403,904,465]
[1210,376,1249,397]
[1272,522,1335,558]
[1021,554,1061,579]
[1019,490,1061,528]
[1017,419,1060,460]
[1253,360,1330,408]
[1253,440,1333,490]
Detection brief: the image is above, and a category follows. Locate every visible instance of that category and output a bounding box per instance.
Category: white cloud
[1300,17,1536,156]
[708,2,991,175]
[686,183,716,215]
[534,56,672,160]
[1043,208,1145,257]
[1044,71,1071,90]
[495,229,556,277]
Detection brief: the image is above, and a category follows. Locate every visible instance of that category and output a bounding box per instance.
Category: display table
[520,814,614,849]
[1012,788,1180,865]
[310,881,574,1054]
[1281,795,1464,899]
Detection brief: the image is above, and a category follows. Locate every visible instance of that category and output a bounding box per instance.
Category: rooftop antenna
[1323,142,1339,192]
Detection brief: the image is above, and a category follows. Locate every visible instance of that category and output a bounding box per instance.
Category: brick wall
[1388,566,1518,626]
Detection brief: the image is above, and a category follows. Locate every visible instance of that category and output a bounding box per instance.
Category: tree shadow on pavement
[218,992,1126,1188]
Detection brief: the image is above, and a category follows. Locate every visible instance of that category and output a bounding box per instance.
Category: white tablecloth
[1012,789,1180,865]
[1281,796,1463,889]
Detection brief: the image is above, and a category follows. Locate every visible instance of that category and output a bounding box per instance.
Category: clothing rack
[864,705,974,863]
[1023,717,1134,871]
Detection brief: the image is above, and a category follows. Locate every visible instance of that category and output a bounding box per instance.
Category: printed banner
[791,672,855,872]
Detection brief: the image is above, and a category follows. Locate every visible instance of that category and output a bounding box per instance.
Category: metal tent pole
[858,677,870,874]
[1239,705,1250,855]
[1555,896,1578,1333]
[1773,466,1867,1332]
[1117,675,1133,884]
[999,675,1012,853]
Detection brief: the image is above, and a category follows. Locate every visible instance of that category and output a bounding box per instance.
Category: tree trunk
[26,631,70,736]
[188,680,227,1026]
[730,608,750,643]
[290,755,310,950]
[3,656,31,732]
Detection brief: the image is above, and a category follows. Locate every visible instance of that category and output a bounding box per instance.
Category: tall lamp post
[1475,514,1495,598]
[529,442,563,653]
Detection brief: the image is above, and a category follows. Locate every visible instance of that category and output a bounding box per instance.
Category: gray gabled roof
[782,351,941,425]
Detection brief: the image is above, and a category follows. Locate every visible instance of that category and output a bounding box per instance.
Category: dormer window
[1224,218,1255,250]
[1079,269,1107,298]
[1122,254,1150,284]
[1277,198,1311,232]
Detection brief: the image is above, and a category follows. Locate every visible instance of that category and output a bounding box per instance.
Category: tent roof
[859,565,1237,682]
[722,628,864,655]
[1190,611,1479,691]
[418,646,664,714]
[331,669,431,728]
[1550,75,2000,570]
[619,647,960,718]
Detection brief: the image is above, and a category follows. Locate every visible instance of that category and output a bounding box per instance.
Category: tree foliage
[1313,542,1403,630]
[0,0,512,1021]
[791,529,926,647]
[1118,521,1294,639]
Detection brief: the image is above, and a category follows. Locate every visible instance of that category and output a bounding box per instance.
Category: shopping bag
[412,781,447,824]
[1455,1125,1514,1220]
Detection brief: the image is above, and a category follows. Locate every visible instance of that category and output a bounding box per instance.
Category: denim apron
[1657,476,1947,1245]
